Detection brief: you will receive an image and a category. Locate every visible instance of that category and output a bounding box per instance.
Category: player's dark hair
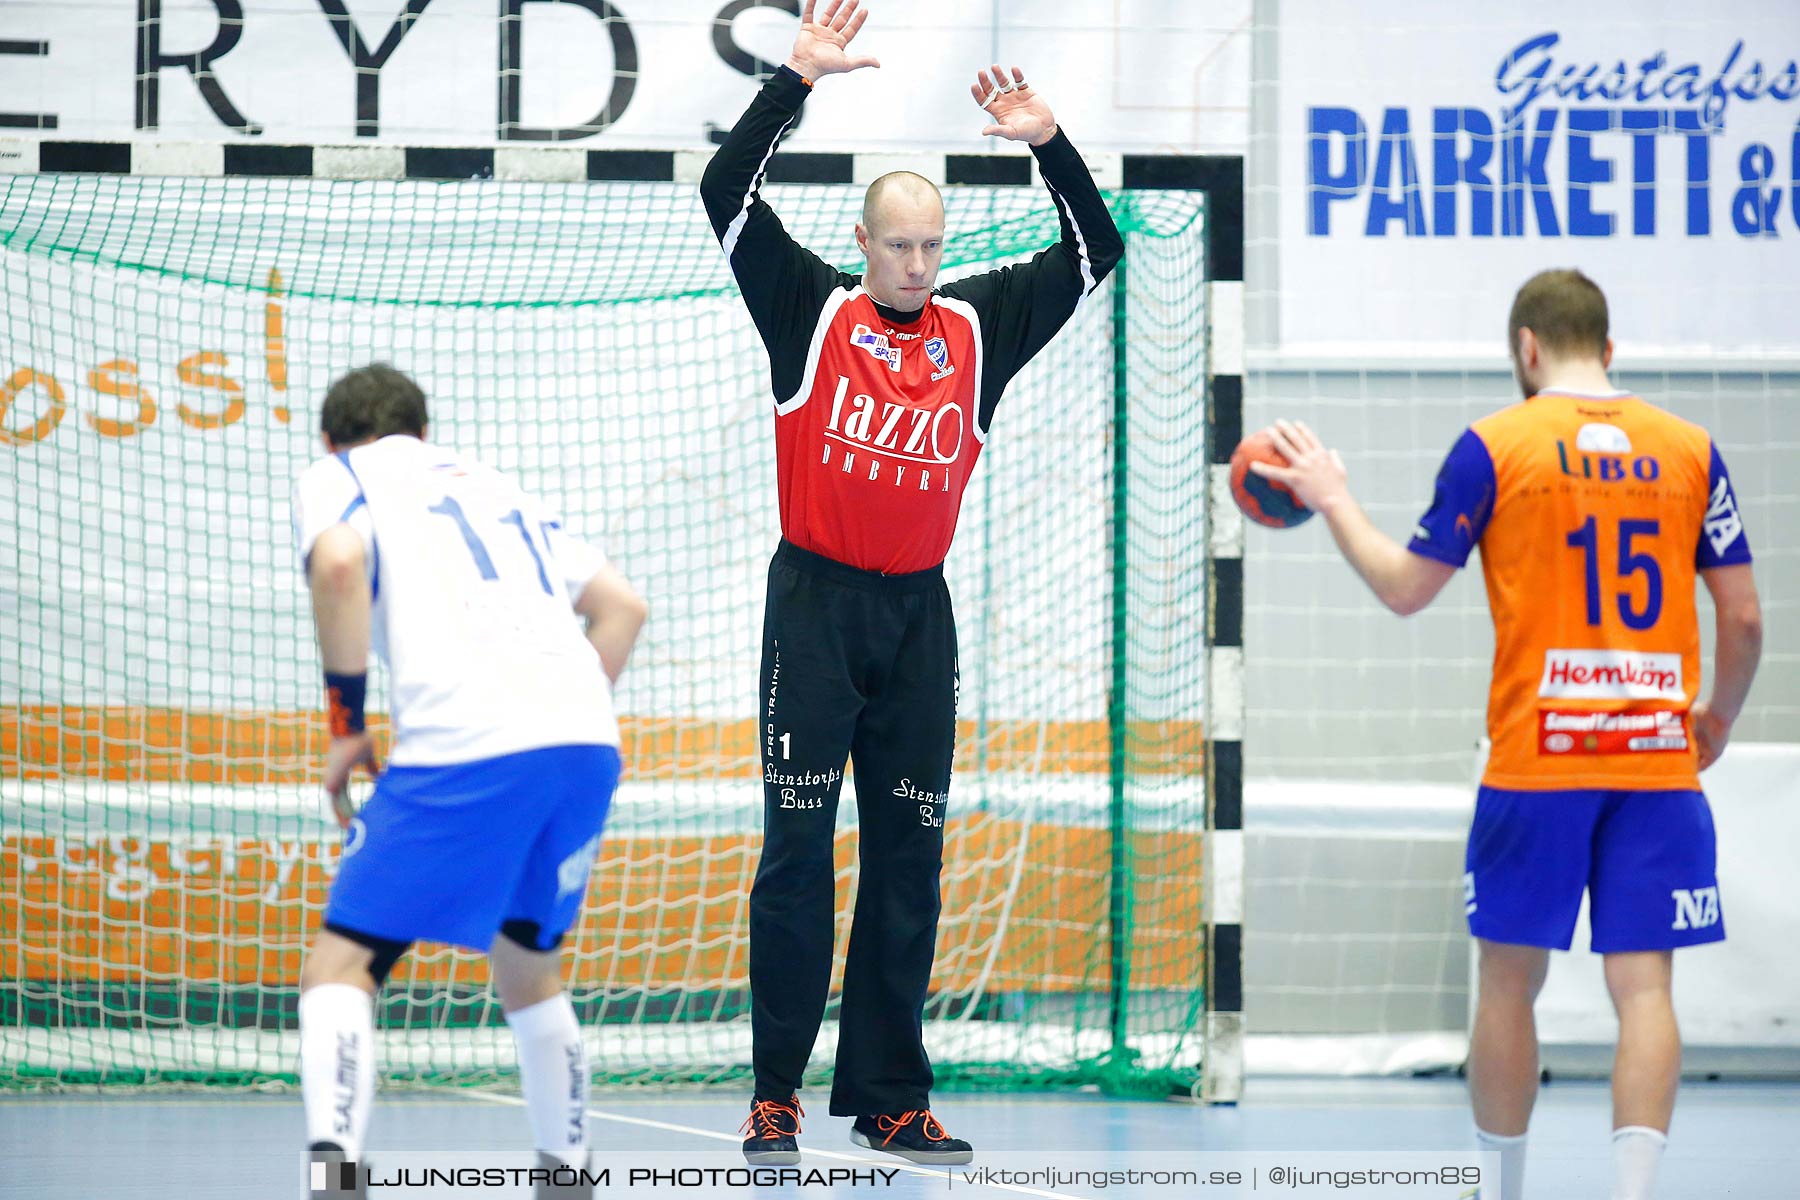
[1508,269,1609,361]
[320,363,428,447]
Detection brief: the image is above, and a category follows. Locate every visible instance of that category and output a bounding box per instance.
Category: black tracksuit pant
[748,540,957,1117]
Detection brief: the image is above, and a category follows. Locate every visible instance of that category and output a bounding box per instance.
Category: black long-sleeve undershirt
[700,68,1125,431]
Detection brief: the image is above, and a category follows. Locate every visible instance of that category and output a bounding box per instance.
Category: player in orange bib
[1252,269,1763,1200]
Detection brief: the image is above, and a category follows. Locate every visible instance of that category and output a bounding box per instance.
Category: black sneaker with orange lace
[849,1110,973,1164]
[741,1095,804,1164]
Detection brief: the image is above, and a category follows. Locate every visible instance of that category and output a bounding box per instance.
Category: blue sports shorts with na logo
[1463,785,1724,953]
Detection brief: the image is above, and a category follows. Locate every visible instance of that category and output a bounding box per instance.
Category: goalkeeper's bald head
[856,172,946,311]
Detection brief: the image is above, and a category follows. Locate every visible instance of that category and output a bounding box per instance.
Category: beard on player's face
[1512,352,1534,400]
[1510,331,1543,400]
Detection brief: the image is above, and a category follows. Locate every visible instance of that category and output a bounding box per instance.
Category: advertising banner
[1275,1,1800,358]
[0,0,1248,155]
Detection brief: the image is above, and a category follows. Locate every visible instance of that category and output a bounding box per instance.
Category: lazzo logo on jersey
[1671,886,1720,931]
[850,324,902,372]
[1704,476,1745,557]
[823,375,965,469]
[925,337,955,381]
[1540,649,1683,700]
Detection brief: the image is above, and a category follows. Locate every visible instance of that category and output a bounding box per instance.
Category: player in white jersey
[289,365,647,1200]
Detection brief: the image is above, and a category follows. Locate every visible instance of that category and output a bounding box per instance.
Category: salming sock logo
[564,1042,586,1146]
[332,1032,359,1135]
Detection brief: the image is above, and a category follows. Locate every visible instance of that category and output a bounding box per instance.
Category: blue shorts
[1465,786,1724,954]
[327,743,621,952]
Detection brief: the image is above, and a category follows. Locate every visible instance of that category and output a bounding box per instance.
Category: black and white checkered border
[1200,154,1244,1104]
[0,137,1242,278]
[1204,363,1245,1104]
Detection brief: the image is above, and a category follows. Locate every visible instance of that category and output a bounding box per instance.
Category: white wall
[1537,743,1800,1058]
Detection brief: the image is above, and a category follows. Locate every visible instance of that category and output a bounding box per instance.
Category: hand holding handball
[1229,429,1316,528]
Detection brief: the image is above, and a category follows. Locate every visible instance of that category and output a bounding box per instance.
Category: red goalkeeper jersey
[701,69,1123,573]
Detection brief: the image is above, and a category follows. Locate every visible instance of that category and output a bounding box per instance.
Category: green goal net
[0,159,1213,1095]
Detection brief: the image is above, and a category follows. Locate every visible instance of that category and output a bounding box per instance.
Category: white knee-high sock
[1476,1127,1527,1200]
[299,984,376,1158]
[1612,1125,1667,1200]
[507,993,588,1167]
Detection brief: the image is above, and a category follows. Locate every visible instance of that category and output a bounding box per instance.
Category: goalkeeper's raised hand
[785,0,880,81]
